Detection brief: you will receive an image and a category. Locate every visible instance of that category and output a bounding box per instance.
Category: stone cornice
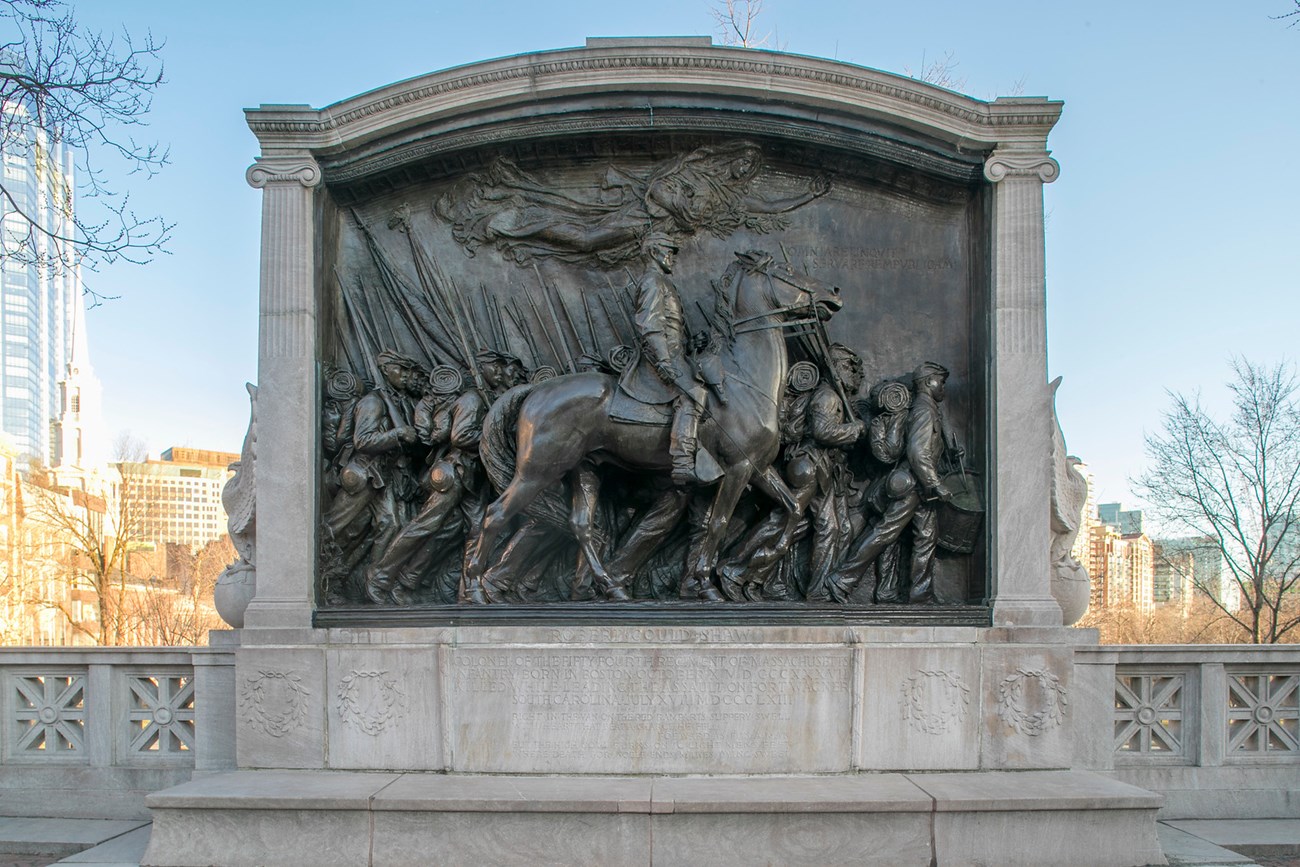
[244,43,1063,172]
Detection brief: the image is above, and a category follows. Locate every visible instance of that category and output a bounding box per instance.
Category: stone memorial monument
[143,37,1166,867]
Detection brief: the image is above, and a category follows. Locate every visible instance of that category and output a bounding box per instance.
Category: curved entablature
[245,39,1061,190]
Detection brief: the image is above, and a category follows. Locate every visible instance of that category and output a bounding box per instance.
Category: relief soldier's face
[380,364,406,390]
[838,358,864,394]
[483,361,506,390]
[924,377,947,402]
[654,245,675,273]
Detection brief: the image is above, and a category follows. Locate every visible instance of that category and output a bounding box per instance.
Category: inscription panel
[448,647,852,773]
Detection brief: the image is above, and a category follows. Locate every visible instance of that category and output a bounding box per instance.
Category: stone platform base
[143,769,1165,866]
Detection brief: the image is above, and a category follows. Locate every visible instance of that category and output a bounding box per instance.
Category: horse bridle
[731,269,827,335]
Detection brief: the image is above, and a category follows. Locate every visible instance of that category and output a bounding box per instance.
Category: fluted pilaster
[244,154,322,630]
[984,149,1063,627]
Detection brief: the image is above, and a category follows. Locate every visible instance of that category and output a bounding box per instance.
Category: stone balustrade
[1075,644,1300,818]
[0,634,236,819]
[1,636,1295,822]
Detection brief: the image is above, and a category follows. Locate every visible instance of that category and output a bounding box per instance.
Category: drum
[936,470,984,554]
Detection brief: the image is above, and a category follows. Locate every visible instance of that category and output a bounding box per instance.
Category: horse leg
[462,475,550,604]
[685,461,753,602]
[569,461,629,602]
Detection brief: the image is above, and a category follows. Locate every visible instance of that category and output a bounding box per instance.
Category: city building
[0,437,99,645]
[0,104,81,467]
[48,291,105,495]
[1085,502,1156,614]
[1098,502,1145,536]
[114,447,236,551]
[1153,536,1241,613]
[1069,461,1097,568]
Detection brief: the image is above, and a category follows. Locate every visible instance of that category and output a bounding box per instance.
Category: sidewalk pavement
[0,816,1296,866]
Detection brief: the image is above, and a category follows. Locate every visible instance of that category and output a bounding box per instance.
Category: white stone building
[113,448,236,551]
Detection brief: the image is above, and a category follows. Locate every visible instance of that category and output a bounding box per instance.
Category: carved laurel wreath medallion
[336,669,408,736]
[240,670,310,738]
[997,668,1068,736]
[900,669,971,734]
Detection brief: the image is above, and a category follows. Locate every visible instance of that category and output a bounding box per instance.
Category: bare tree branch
[1136,358,1300,643]
[903,50,967,92]
[709,0,780,49]
[0,0,171,283]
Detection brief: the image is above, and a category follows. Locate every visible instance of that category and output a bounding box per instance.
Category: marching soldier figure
[824,361,962,604]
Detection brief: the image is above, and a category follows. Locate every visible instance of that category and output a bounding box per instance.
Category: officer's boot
[670,397,702,485]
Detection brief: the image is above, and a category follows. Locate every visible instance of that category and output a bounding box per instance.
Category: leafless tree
[124,538,229,646]
[1136,359,1300,643]
[0,0,170,291]
[903,50,967,92]
[22,460,147,644]
[709,0,779,49]
[1277,1,1300,26]
[111,429,147,462]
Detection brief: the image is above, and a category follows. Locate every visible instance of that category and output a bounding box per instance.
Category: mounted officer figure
[619,232,721,485]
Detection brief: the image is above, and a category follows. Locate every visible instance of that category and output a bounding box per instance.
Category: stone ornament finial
[982,151,1060,185]
[245,156,323,189]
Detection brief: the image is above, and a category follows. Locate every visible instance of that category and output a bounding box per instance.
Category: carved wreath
[900,670,971,735]
[336,669,408,736]
[240,670,310,738]
[997,668,1068,736]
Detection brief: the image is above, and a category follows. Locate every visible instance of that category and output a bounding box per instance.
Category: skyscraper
[0,103,81,466]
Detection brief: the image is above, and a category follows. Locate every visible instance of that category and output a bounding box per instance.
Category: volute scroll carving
[246,156,323,189]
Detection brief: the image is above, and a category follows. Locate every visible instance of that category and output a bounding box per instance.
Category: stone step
[0,819,146,860]
[143,768,1165,867]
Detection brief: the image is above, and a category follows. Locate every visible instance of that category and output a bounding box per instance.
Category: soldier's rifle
[504,300,544,370]
[355,209,459,364]
[337,272,405,428]
[581,293,602,356]
[399,220,490,394]
[531,264,576,372]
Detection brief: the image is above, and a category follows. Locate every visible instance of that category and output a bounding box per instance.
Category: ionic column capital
[246,155,323,189]
[983,150,1060,184]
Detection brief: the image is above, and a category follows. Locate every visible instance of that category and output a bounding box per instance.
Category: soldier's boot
[364,568,397,606]
[670,398,702,485]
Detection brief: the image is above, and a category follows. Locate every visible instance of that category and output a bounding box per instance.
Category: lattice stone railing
[0,645,235,777]
[1076,645,1300,774]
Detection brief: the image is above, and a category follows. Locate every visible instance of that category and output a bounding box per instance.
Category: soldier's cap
[376,350,419,370]
[829,343,861,363]
[641,231,679,252]
[913,361,950,383]
[475,348,522,365]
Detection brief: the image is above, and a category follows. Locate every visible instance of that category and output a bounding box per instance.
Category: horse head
[724,250,842,332]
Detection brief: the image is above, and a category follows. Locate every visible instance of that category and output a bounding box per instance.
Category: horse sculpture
[462,251,844,603]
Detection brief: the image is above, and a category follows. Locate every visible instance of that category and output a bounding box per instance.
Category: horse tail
[480,383,534,494]
[479,382,571,528]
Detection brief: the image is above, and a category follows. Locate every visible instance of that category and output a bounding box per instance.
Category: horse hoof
[460,581,488,605]
[604,585,631,602]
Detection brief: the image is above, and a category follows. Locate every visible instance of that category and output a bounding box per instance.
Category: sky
[70,0,1300,508]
